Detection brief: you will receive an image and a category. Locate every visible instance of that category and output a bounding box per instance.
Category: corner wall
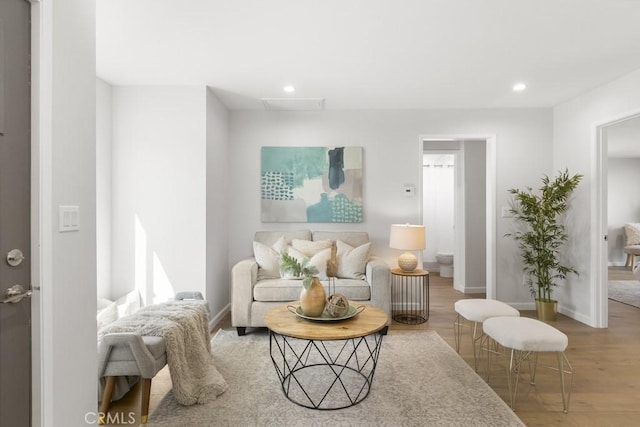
[228,109,553,306]
[553,67,640,326]
[96,78,112,299]
[111,86,207,305]
[206,89,230,320]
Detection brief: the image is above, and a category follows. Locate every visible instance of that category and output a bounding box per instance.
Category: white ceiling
[96,0,640,110]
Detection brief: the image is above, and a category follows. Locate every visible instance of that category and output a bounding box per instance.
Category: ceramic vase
[300,277,326,317]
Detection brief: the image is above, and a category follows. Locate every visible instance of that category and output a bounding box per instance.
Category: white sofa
[231,230,391,335]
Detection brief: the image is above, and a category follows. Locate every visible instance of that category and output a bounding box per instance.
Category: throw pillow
[625,223,640,246]
[291,239,333,257]
[284,247,332,280]
[97,301,118,330]
[336,240,371,280]
[253,236,287,279]
[115,290,143,318]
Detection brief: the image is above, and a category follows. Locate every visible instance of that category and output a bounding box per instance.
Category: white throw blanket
[98,301,228,405]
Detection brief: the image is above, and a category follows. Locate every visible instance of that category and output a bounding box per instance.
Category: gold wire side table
[391,268,429,324]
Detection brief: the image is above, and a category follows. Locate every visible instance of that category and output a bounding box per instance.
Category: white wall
[96,78,112,299]
[607,157,640,264]
[206,89,230,321]
[554,67,640,326]
[228,109,553,306]
[111,86,207,305]
[33,0,98,424]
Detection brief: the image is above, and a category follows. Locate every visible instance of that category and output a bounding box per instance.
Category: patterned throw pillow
[625,223,640,246]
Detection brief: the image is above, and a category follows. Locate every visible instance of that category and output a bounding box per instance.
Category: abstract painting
[261,146,363,222]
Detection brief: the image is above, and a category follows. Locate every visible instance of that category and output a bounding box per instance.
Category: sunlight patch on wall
[153,253,174,304]
[135,215,147,305]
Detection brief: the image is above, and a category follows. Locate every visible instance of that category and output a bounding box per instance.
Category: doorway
[595,112,640,327]
[419,136,495,296]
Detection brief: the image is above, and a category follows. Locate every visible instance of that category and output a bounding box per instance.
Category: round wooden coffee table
[265,303,388,410]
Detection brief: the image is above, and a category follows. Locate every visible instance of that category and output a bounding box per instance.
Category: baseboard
[209,303,230,330]
[459,286,486,294]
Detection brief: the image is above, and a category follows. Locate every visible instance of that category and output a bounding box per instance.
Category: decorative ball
[325,293,350,317]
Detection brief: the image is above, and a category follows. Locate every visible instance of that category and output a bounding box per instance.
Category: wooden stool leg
[140,378,152,424]
[625,254,631,268]
[99,376,116,425]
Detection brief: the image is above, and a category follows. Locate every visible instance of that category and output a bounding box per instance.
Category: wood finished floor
[105,268,640,426]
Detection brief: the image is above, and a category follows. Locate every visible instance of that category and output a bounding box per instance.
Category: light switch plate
[59,205,80,232]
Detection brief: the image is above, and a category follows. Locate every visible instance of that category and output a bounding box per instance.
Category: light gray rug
[148,329,524,427]
[608,280,640,308]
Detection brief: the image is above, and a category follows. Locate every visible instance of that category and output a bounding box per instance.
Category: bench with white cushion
[483,316,573,413]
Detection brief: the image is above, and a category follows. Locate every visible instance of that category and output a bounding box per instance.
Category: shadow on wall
[135,214,175,305]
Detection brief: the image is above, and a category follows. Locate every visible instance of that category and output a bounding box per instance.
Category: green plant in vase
[506,169,582,321]
[279,252,326,317]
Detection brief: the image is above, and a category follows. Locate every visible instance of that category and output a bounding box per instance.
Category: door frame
[29,0,53,425]
[418,134,497,298]
[592,109,640,328]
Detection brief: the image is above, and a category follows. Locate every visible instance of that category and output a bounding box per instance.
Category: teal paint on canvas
[261,146,363,223]
[261,147,326,187]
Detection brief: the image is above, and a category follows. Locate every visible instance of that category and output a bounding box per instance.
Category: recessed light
[283,85,295,93]
[513,82,527,92]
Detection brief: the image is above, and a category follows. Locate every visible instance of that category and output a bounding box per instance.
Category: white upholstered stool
[453,299,520,370]
[483,316,573,413]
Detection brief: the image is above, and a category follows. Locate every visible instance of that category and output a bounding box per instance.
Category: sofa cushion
[336,240,371,279]
[106,336,166,362]
[254,236,287,279]
[253,278,371,302]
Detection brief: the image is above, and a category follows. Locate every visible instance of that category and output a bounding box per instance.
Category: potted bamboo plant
[507,169,582,321]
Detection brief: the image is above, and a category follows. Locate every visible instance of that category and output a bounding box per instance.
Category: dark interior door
[0,0,31,425]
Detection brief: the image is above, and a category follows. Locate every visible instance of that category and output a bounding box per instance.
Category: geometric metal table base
[269,331,384,410]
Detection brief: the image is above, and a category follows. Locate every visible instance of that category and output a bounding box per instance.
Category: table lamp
[389,224,425,272]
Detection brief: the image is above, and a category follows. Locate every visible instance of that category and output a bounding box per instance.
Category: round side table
[391,268,429,324]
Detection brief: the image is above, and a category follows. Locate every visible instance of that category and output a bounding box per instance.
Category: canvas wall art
[261,146,363,223]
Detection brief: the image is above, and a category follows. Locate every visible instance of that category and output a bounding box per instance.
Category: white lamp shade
[389,224,425,250]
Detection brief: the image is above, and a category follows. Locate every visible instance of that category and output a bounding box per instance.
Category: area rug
[608,280,640,308]
[148,329,524,427]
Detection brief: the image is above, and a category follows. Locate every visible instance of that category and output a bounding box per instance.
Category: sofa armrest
[231,257,259,327]
[98,332,158,378]
[366,258,391,324]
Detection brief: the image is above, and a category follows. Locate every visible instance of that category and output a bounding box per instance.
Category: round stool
[453,299,520,371]
[483,316,573,413]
